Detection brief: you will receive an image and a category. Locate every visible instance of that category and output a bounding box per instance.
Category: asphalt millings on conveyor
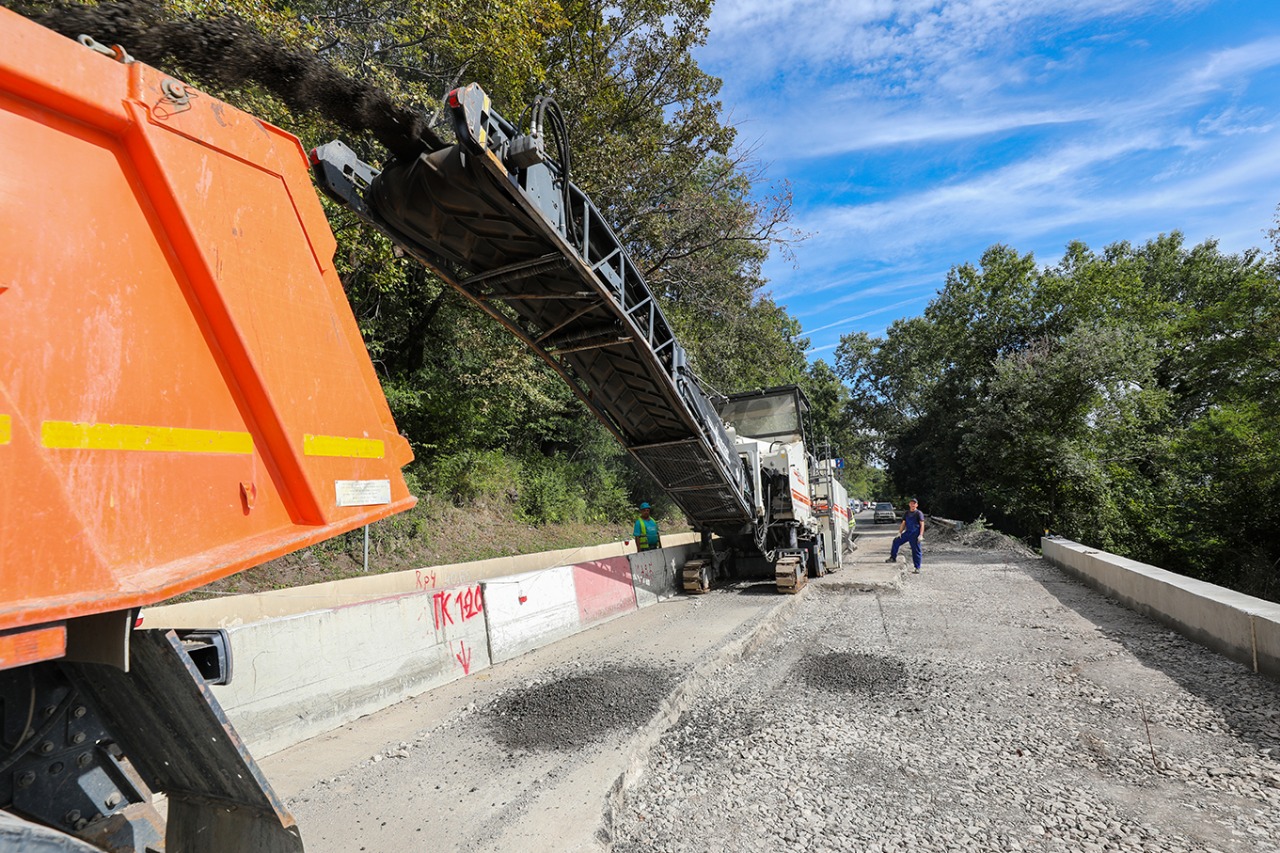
[486,664,674,752]
[9,0,433,158]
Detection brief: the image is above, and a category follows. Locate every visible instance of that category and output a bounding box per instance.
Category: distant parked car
[873,502,897,524]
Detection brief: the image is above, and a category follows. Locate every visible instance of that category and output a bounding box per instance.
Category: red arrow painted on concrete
[455,641,472,675]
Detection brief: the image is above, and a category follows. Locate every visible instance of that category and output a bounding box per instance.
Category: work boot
[884,557,896,563]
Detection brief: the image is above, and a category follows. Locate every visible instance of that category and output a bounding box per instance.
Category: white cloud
[801,294,934,336]
[808,104,1099,155]
[1196,107,1275,137]
[792,123,1280,274]
[1184,35,1280,92]
[704,0,1216,91]
[699,1,1280,344]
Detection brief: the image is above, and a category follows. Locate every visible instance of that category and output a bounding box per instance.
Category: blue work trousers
[891,532,922,569]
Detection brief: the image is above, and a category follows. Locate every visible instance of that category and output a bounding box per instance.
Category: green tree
[836,230,1280,601]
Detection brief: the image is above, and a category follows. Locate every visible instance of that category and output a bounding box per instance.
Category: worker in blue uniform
[887,498,925,572]
[633,502,662,551]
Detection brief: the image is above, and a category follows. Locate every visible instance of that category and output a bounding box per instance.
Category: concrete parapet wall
[142,534,701,756]
[1042,537,1280,680]
[145,532,700,628]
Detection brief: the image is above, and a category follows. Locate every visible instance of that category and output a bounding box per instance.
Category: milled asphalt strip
[599,586,808,847]
[267,579,862,852]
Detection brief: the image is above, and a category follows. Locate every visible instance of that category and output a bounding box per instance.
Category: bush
[424,449,522,505]
[519,458,587,524]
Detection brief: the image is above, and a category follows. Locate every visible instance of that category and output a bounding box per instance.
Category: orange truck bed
[0,10,415,656]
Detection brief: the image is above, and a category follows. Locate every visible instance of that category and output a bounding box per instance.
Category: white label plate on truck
[335,479,392,506]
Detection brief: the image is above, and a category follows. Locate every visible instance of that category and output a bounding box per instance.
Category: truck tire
[0,811,100,853]
[808,540,825,578]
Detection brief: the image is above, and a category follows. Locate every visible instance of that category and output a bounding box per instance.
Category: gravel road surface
[612,523,1280,852]
[266,519,1279,852]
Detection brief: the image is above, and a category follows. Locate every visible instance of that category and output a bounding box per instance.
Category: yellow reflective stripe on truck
[41,421,253,454]
[303,433,385,459]
[0,415,9,445]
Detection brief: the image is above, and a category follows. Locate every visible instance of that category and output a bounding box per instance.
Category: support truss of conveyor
[312,84,755,534]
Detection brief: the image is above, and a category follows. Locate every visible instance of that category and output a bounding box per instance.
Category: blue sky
[694,0,1280,358]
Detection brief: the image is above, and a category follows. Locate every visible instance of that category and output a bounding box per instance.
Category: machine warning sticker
[335,479,392,507]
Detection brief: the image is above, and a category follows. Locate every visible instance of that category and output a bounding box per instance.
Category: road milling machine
[312,85,855,594]
[1,10,851,850]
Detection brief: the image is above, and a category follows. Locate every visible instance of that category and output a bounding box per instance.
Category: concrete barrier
[628,543,697,607]
[572,557,637,627]
[483,566,580,664]
[144,535,702,756]
[1042,537,1280,680]
[144,531,701,628]
[203,582,490,756]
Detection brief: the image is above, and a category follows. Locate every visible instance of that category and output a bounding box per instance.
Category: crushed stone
[793,650,910,695]
[486,664,673,752]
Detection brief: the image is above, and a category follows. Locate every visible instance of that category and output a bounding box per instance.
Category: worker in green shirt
[633,502,661,551]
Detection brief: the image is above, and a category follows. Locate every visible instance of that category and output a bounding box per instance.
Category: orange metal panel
[0,624,67,670]
[0,11,416,633]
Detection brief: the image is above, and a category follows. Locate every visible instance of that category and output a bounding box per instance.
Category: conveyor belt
[313,85,755,533]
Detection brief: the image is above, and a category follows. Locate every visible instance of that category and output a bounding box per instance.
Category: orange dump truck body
[0,10,415,658]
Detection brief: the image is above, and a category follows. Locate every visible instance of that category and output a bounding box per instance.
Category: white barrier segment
[629,543,696,607]
[209,583,490,757]
[1042,537,1280,680]
[483,566,581,664]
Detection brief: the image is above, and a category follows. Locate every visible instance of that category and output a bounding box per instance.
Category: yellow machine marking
[303,433,385,459]
[0,415,9,445]
[41,421,253,454]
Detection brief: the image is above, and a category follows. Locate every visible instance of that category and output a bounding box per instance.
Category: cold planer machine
[313,85,844,594]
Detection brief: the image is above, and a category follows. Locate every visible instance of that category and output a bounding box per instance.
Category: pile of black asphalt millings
[487,665,674,752]
[4,0,432,158]
[794,650,910,695]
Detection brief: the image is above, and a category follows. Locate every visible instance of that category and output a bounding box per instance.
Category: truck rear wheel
[0,811,100,853]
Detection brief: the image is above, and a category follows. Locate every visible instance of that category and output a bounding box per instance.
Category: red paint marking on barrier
[432,585,485,629]
[574,557,637,625]
[414,569,438,590]
[631,551,659,586]
[434,591,453,628]
[454,641,472,675]
[457,585,484,621]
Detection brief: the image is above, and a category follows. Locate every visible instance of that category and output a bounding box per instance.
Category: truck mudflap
[63,630,303,853]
